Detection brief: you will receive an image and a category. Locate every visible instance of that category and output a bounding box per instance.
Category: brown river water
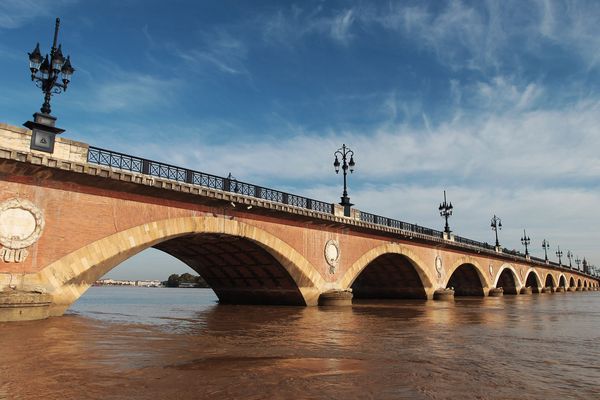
[1,287,599,399]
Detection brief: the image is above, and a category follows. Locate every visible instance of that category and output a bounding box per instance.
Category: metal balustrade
[87,146,598,278]
[88,146,333,214]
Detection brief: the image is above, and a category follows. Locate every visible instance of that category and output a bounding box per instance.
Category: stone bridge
[0,122,597,321]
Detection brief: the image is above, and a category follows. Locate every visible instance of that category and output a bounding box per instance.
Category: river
[1,287,599,399]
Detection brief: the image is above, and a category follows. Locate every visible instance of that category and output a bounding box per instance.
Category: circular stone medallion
[435,256,443,278]
[0,199,45,249]
[324,239,340,273]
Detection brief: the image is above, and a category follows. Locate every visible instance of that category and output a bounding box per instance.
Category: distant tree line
[164,273,209,288]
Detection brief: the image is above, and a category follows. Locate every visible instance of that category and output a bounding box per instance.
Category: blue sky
[1,0,600,279]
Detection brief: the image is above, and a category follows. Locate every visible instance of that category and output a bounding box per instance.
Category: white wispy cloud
[64,57,181,113]
[0,0,76,29]
[259,1,600,74]
[175,29,249,76]
[330,9,355,44]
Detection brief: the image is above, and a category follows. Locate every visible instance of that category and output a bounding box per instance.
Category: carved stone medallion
[0,198,44,263]
[324,239,340,274]
[435,256,443,279]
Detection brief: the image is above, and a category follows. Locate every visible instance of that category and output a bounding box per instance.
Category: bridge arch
[524,269,542,292]
[340,243,434,299]
[30,216,325,316]
[584,280,588,288]
[493,264,522,295]
[444,258,488,296]
[544,273,556,289]
[577,278,582,288]
[569,276,576,288]
[558,274,567,288]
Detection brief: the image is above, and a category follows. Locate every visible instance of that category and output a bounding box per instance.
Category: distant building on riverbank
[94,279,163,287]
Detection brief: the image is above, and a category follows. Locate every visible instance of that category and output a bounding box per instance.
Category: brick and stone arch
[445,261,487,296]
[544,273,556,289]
[494,264,521,295]
[524,269,542,293]
[155,233,309,306]
[558,274,567,288]
[340,243,434,299]
[569,276,576,288]
[26,216,325,316]
[578,278,582,287]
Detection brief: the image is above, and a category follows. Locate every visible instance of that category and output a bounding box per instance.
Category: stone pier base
[556,287,566,293]
[433,288,454,301]
[520,287,532,295]
[0,291,52,322]
[318,290,353,306]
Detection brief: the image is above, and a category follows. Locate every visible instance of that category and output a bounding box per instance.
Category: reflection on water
[1,287,599,399]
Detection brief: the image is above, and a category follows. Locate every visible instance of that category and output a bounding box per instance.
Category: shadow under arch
[493,264,522,295]
[569,276,576,288]
[558,274,567,288]
[445,261,487,297]
[577,278,582,287]
[544,273,556,289]
[524,269,542,293]
[339,243,434,298]
[30,216,325,316]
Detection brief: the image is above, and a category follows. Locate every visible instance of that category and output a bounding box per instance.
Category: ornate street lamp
[575,256,581,270]
[556,246,563,266]
[490,215,502,248]
[520,229,531,257]
[333,144,355,216]
[439,190,453,235]
[24,17,75,153]
[566,250,573,268]
[542,239,550,262]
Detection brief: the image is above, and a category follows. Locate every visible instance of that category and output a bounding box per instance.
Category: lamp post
[490,215,502,248]
[567,250,573,268]
[556,246,563,266]
[24,17,74,153]
[575,256,581,270]
[520,229,531,257]
[333,144,355,217]
[542,239,550,263]
[438,190,453,236]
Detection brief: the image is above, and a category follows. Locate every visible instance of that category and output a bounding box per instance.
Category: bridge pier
[318,290,353,306]
[433,288,454,301]
[520,287,532,295]
[0,290,52,322]
[489,288,503,297]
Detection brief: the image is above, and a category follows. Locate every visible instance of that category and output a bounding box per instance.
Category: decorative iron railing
[359,211,444,238]
[454,235,495,251]
[86,146,598,278]
[87,146,333,214]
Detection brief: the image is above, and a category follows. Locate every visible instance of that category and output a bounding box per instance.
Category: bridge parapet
[0,122,88,164]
